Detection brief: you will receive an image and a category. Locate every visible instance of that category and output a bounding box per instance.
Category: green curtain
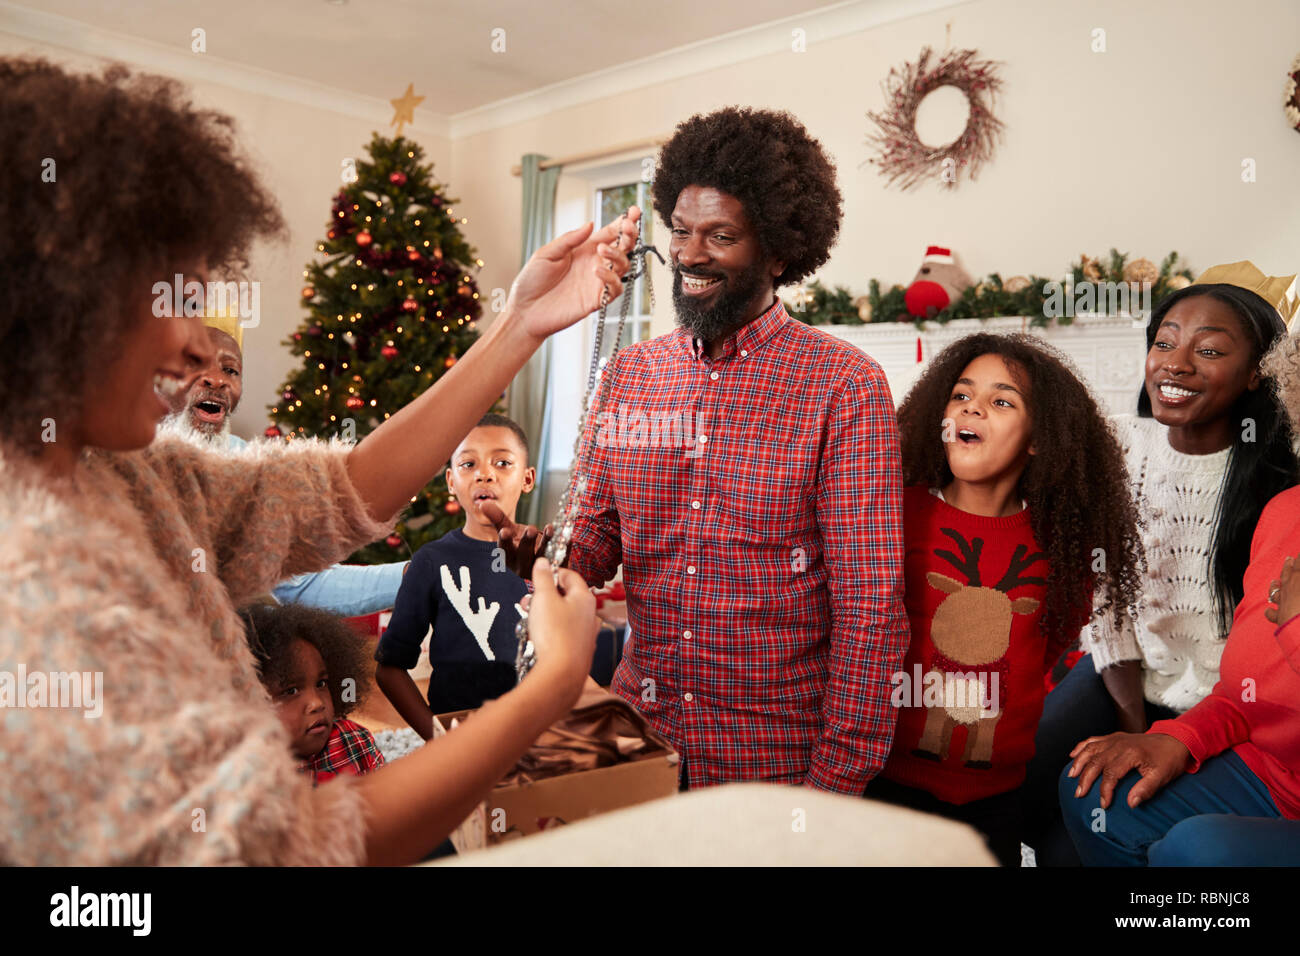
[508,154,561,525]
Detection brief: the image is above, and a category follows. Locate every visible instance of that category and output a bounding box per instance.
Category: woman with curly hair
[1027,264,1300,865]
[0,57,634,865]
[1059,276,1300,866]
[868,333,1142,866]
[239,603,386,783]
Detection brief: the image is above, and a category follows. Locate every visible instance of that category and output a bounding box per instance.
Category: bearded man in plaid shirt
[491,107,909,795]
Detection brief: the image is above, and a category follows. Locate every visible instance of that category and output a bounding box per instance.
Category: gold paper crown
[1192,261,1299,326]
[203,306,244,351]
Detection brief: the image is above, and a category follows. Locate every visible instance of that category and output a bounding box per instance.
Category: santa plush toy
[904,246,973,319]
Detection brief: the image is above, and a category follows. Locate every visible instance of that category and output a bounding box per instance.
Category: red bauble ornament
[308,325,322,337]
[345,396,364,410]
[301,286,315,299]
[407,249,422,262]
[401,297,418,312]
[356,231,373,247]
[282,388,296,401]
[327,229,337,240]
[443,356,457,369]
[292,332,302,342]
[444,500,461,515]
[385,534,402,548]
[457,284,471,297]
[389,171,407,186]
[264,425,282,438]
[381,345,399,359]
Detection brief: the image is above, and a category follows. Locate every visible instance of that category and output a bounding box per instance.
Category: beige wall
[7,0,1300,439]
[453,0,1300,342]
[0,30,451,440]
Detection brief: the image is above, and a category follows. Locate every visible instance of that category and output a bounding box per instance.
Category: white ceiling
[3,0,852,116]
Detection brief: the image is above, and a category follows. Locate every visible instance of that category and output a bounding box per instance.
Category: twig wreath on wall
[1286,53,1300,133]
[865,46,1004,191]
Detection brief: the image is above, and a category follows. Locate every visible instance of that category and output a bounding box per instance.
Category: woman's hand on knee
[1066,732,1190,809]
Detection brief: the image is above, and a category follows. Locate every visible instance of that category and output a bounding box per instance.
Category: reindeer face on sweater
[926,530,1046,666]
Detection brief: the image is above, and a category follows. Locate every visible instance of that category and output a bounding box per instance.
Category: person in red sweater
[1061,328,1300,866]
[869,333,1143,866]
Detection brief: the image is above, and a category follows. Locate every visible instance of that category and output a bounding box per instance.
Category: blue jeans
[1021,654,1177,865]
[1058,749,1284,866]
[1149,815,1300,866]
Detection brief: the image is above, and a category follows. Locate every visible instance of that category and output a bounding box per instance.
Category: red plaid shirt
[569,299,909,794]
[300,717,386,784]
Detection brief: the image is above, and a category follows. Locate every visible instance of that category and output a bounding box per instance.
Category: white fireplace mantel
[819,313,1147,416]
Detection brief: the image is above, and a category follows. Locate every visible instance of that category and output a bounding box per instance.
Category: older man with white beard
[166,313,407,616]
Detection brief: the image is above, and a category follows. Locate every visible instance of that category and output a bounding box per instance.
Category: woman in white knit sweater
[0,58,643,866]
[1022,267,1300,865]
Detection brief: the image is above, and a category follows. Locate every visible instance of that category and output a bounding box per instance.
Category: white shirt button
[710,371,719,381]
[683,630,693,640]
[687,565,696,575]
[740,349,748,357]
[691,500,701,510]
[684,693,693,702]
[698,434,708,444]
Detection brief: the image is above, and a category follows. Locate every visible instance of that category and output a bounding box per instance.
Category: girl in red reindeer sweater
[868,334,1142,866]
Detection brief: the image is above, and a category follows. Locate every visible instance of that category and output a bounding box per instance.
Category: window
[543,159,658,485]
[594,178,655,345]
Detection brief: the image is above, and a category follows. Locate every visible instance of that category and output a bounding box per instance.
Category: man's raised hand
[481,500,554,580]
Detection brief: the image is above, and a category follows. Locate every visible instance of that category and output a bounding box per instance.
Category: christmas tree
[268,133,484,564]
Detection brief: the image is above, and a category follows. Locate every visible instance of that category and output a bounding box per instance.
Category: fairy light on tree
[269,131,484,563]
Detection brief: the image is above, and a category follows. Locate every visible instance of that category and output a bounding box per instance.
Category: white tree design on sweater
[440,565,499,660]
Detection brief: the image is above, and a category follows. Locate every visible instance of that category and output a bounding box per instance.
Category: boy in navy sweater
[374,414,534,738]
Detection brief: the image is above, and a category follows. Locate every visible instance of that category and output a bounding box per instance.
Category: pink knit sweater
[0,432,397,864]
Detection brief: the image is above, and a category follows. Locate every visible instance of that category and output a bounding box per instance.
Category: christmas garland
[788,251,1195,329]
[865,46,1004,191]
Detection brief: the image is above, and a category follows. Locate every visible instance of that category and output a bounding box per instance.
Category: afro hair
[0,57,285,454]
[238,602,375,719]
[651,106,842,288]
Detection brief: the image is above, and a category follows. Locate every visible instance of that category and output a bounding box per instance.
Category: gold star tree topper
[389,83,425,136]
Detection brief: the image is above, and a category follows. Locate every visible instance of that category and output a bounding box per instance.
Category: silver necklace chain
[515,214,663,680]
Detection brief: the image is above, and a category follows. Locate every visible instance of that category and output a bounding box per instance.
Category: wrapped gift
[437,684,679,853]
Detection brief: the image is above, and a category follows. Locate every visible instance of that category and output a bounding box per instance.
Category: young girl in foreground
[240,603,386,783]
[868,333,1143,866]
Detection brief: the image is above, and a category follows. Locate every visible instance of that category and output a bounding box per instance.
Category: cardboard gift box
[435,684,679,853]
